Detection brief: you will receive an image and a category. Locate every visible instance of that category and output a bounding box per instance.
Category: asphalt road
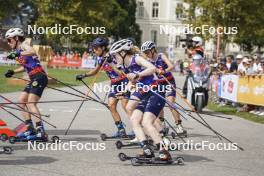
[0,75,264,176]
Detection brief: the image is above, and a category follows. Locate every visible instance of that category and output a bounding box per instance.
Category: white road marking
[89,108,108,111]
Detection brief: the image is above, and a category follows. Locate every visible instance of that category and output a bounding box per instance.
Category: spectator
[73,51,80,61]
[82,51,89,60]
[261,58,264,74]
[226,55,238,73]
[217,57,228,75]
[238,57,248,76]
[246,57,254,75]
[253,54,263,74]
[236,54,243,68]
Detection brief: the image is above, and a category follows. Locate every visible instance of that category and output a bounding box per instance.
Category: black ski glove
[5,70,15,78]
[7,50,20,60]
[76,74,87,81]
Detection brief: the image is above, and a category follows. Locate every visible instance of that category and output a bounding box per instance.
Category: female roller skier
[4,28,48,140]
[76,37,129,137]
[141,41,187,136]
[110,39,171,160]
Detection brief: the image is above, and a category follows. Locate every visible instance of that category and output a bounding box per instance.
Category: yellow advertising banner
[237,75,264,106]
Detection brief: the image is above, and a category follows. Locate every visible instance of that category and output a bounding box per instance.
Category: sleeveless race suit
[150,53,176,97]
[17,42,47,97]
[126,55,165,117]
[97,56,129,98]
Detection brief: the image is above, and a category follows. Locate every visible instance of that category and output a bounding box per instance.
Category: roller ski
[100,131,135,141]
[0,119,28,142]
[100,122,135,141]
[115,139,154,149]
[118,151,184,166]
[0,146,13,154]
[9,124,59,144]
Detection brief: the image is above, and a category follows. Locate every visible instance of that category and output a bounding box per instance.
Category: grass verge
[0,65,107,93]
[207,102,264,124]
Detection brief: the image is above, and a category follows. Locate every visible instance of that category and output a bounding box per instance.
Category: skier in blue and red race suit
[109,39,172,161]
[141,41,187,136]
[4,28,48,140]
[76,37,130,137]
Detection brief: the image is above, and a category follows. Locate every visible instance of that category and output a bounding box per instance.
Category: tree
[0,0,20,20]
[184,0,264,52]
[113,0,141,44]
[33,0,140,48]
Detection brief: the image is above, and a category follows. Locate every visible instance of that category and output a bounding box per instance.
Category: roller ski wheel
[1,133,8,141]
[115,140,123,149]
[118,152,128,161]
[175,157,184,165]
[100,133,107,141]
[51,136,60,143]
[3,146,13,154]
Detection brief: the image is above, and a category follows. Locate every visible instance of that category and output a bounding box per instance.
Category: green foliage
[184,0,264,52]
[113,0,142,44]
[32,0,140,48]
[0,0,19,20]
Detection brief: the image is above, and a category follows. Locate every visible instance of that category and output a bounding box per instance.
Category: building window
[175,3,184,19]
[152,2,159,18]
[138,1,144,18]
[151,30,157,43]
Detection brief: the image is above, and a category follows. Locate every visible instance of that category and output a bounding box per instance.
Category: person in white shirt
[238,57,248,75]
[253,54,263,74]
[246,57,254,75]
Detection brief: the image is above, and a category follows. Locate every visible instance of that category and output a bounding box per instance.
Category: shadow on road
[0,156,57,165]
[46,129,101,135]
[178,154,214,162]
[4,136,99,151]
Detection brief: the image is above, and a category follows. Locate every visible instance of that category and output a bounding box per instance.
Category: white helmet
[141,41,156,52]
[192,36,203,46]
[110,39,133,55]
[5,28,24,39]
[192,54,203,65]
